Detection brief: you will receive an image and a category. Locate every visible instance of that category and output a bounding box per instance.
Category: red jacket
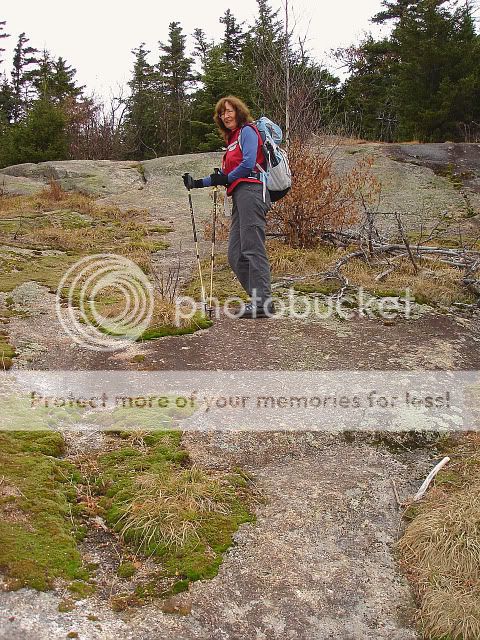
[222,125,265,196]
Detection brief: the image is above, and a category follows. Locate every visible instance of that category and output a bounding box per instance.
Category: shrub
[268,139,381,248]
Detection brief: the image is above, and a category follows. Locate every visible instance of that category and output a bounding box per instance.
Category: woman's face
[220,101,238,130]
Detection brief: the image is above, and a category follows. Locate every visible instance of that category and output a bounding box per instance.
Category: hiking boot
[238,301,276,319]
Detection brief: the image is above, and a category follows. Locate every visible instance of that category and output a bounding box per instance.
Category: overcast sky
[1,0,387,100]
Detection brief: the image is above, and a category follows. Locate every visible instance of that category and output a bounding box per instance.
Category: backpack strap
[238,124,267,183]
[239,123,265,150]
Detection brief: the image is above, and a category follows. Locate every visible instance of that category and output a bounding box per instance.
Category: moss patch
[117,561,136,578]
[68,580,96,599]
[0,252,80,293]
[1,395,83,433]
[148,224,174,234]
[94,431,254,596]
[0,428,254,605]
[0,187,209,349]
[0,431,90,591]
[139,312,212,340]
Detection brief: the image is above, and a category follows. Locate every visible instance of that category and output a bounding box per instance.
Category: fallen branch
[272,272,346,289]
[464,277,480,297]
[413,457,450,501]
[375,265,397,282]
[394,211,418,274]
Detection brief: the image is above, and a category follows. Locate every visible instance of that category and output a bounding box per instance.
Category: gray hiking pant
[228,182,272,303]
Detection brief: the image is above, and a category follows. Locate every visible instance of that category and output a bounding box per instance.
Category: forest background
[0,0,479,168]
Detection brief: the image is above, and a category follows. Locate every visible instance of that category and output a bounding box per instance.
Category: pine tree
[219,9,245,64]
[374,0,480,140]
[0,77,15,125]
[0,20,9,66]
[254,0,284,45]
[159,22,193,102]
[189,44,238,152]
[0,21,12,125]
[50,57,84,102]
[192,28,211,70]
[371,0,419,23]
[337,36,399,140]
[0,99,67,167]
[29,50,84,103]
[11,32,38,122]
[189,9,250,152]
[124,43,160,158]
[240,0,287,121]
[158,22,194,154]
[338,0,480,141]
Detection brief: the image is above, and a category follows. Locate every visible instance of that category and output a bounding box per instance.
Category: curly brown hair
[214,95,254,142]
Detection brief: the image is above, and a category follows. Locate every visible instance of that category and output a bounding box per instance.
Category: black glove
[182,173,204,190]
[209,172,229,187]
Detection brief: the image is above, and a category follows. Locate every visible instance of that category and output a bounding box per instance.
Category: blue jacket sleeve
[201,126,259,187]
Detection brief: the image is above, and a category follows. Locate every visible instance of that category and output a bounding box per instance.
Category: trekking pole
[183,173,207,315]
[207,168,220,319]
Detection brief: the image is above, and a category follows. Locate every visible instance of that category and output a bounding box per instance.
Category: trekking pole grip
[182,172,192,191]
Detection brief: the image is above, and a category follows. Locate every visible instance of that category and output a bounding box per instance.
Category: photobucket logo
[175,287,414,323]
[55,254,154,351]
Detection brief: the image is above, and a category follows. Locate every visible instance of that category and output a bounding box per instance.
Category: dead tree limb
[394,211,418,274]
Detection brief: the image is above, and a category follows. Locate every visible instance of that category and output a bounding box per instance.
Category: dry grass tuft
[399,434,480,639]
[185,238,475,306]
[268,240,339,276]
[97,296,181,329]
[266,241,475,306]
[116,466,237,551]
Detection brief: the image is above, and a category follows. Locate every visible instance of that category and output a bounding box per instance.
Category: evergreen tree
[337,36,399,140]
[159,22,193,102]
[338,0,480,141]
[50,56,84,102]
[11,33,38,119]
[29,50,84,103]
[240,0,287,122]
[219,9,245,63]
[0,99,67,167]
[0,21,12,125]
[371,0,419,23]
[192,28,211,69]
[190,10,248,151]
[158,22,195,154]
[189,44,239,152]
[124,43,160,158]
[254,0,284,45]
[0,77,15,124]
[0,20,9,66]
[11,32,38,122]
[374,0,480,141]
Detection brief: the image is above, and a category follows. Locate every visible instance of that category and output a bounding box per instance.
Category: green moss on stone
[0,432,89,591]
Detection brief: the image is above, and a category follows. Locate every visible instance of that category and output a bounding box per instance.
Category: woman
[183,95,275,319]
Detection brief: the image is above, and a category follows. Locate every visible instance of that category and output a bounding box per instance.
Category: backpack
[242,117,292,203]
